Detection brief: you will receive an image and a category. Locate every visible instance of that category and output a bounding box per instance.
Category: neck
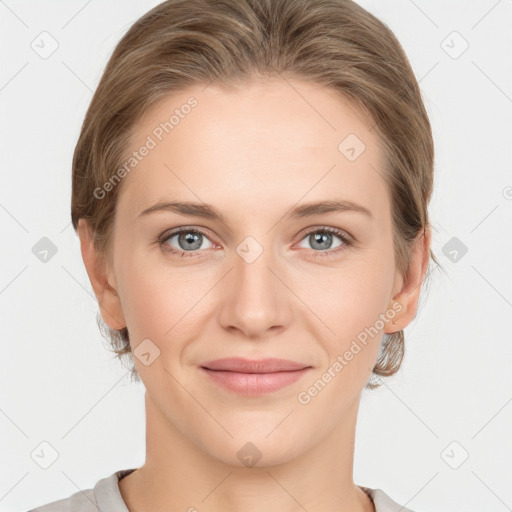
[119,391,374,512]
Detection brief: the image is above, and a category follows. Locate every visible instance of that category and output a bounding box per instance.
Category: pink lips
[200,357,311,395]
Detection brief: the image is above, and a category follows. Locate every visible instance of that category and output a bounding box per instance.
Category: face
[81,77,425,467]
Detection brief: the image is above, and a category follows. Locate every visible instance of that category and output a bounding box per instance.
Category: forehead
[118,77,389,220]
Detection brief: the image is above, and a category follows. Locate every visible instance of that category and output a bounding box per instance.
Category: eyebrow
[137,199,373,222]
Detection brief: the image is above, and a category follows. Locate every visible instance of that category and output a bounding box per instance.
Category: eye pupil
[310,232,332,250]
[179,231,202,250]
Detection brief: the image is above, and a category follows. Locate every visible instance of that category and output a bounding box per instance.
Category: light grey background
[1,1,511,511]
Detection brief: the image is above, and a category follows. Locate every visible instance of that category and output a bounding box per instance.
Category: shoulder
[361,486,418,512]
[28,469,136,512]
[28,488,97,512]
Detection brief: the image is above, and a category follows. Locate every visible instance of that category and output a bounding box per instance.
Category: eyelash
[157,226,353,259]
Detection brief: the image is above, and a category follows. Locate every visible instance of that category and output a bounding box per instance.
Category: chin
[201,428,308,469]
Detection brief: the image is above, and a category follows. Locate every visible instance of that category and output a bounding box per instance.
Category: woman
[30,0,438,510]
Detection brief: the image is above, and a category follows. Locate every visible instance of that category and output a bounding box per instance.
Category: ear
[77,219,126,330]
[384,226,431,334]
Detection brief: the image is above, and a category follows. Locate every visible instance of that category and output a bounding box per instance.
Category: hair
[71,0,441,389]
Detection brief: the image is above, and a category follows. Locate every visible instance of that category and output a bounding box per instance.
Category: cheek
[299,253,393,363]
[114,254,212,350]
[113,248,169,342]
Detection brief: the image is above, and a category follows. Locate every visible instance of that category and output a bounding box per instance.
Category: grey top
[28,468,416,512]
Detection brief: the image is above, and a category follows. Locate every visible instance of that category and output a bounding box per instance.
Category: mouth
[201,357,310,373]
[200,357,312,395]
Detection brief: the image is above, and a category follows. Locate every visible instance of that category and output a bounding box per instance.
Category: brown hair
[71,0,441,389]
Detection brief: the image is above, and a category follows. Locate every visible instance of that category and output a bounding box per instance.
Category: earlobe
[384,227,431,334]
[77,219,126,330]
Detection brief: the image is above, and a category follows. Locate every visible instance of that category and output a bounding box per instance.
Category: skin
[78,77,431,512]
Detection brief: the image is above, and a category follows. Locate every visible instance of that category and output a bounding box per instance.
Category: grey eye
[298,231,343,251]
[165,230,214,252]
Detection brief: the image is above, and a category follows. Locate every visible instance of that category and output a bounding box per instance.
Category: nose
[217,239,293,339]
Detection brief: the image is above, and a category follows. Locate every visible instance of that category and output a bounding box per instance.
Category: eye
[157,225,353,259]
[158,227,214,258]
[297,226,353,258]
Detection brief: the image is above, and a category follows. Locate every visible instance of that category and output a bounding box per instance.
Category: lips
[200,357,309,373]
[200,357,312,395]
